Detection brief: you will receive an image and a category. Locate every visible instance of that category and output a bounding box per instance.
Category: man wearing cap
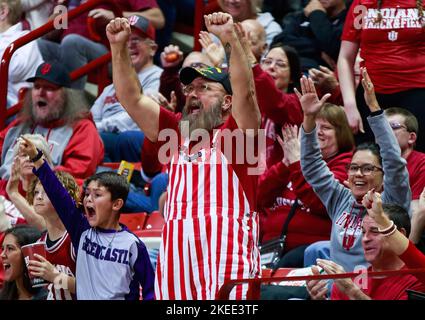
[107,12,261,300]
[37,0,164,89]
[0,62,104,186]
[91,15,162,163]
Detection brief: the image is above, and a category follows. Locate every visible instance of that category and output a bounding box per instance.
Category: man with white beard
[106,12,262,300]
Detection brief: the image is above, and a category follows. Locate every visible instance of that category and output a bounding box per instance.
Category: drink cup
[21,242,49,288]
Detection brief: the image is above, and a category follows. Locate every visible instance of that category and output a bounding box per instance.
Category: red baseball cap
[128,15,156,41]
[26,62,71,88]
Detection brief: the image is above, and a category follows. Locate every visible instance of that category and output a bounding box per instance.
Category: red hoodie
[258,151,352,251]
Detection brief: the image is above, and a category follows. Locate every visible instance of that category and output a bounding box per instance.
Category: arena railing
[217,267,425,300]
[0,0,121,129]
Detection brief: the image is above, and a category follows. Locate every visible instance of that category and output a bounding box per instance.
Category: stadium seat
[119,212,148,232]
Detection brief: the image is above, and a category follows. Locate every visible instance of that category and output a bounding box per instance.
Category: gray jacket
[300,112,411,271]
[91,65,163,133]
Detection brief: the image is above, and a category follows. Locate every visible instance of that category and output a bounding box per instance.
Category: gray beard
[32,108,63,125]
[179,99,224,140]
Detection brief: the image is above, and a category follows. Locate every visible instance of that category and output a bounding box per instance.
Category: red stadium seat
[174,0,220,51]
[143,211,165,230]
[136,211,165,238]
[119,212,148,232]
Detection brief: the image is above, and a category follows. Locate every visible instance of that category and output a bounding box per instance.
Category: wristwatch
[30,148,43,163]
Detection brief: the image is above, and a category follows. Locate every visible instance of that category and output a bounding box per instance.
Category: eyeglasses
[389,122,408,131]
[346,164,383,176]
[128,36,149,45]
[261,57,289,69]
[188,62,209,69]
[182,83,213,96]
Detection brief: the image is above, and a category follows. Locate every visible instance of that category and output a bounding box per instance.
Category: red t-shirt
[407,150,425,200]
[157,107,259,210]
[62,0,158,41]
[342,0,425,94]
[331,265,425,299]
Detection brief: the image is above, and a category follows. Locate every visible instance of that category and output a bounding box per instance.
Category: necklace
[108,227,121,247]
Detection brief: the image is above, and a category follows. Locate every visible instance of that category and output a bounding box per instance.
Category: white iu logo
[388,30,398,41]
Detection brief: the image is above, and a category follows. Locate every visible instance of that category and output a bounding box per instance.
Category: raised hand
[106,17,131,45]
[361,189,390,229]
[6,156,21,196]
[18,136,38,160]
[361,67,380,112]
[204,12,234,43]
[295,76,331,118]
[88,8,115,21]
[160,44,183,68]
[198,31,225,67]
[279,125,300,165]
[308,66,339,94]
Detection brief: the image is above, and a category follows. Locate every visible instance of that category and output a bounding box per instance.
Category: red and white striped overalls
[154,131,260,300]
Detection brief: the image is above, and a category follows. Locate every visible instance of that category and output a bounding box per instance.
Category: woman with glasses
[254,42,304,167]
[298,68,411,272]
[258,103,354,268]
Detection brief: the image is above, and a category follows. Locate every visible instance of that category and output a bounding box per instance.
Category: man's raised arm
[106,18,160,142]
[204,13,261,133]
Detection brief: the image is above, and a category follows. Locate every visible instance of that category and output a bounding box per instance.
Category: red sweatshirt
[400,241,425,285]
[258,151,352,251]
[407,150,425,200]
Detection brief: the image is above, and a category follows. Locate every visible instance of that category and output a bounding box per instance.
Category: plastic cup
[21,242,48,288]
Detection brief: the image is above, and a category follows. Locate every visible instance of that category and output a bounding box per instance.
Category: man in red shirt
[307,203,425,300]
[107,12,262,299]
[384,107,425,249]
[383,108,425,210]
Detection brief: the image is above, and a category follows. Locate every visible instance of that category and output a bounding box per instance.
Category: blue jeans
[304,240,333,297]
[38,34,109,89]
[303,240,331,267]
[148,248,159,270]
[124,173,168,213]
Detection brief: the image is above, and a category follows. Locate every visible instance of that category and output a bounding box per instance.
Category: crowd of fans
[0,0,425,300]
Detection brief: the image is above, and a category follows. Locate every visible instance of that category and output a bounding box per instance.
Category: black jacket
[272,9,347,71]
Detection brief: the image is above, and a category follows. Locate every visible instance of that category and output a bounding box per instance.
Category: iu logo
[128,15,139,26]
[40,63,51,75]
[388,30,398,41]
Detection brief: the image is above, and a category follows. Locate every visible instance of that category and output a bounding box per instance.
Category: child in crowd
[23,167,79,300]
[19,136,155,300]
